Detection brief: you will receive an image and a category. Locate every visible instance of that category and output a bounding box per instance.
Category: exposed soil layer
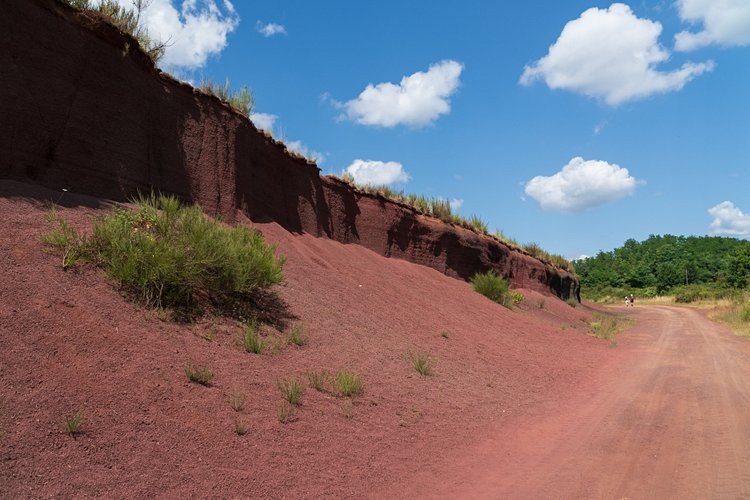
[0,0,577,300]
[0,181,609,497]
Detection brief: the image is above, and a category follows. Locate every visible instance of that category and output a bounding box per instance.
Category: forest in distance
[574,235,750,301]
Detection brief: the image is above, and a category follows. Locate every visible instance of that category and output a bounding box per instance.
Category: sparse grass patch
[590,313,632,344]
[538,298,546,309]
[199,78,254,115]
[288,322,306,346]
[42,207,83,270]
[277,377,305,406]
[408,351,436,376]
[228,387,245,412]
[234,419,247,436]
[335,370,364,398]
[440,329,449,339]
[308,370,331,392]
[277,401,296,424]
[566,297,578,308]
[185,361,214,386]
[471,271,511,307]
[65,410,85,437]
[243,321,267,354]
[341,399,353,419]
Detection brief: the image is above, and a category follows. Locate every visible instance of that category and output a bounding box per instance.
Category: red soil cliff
[0,0,579,300]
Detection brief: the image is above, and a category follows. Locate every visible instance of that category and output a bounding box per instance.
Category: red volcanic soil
[0,180,622,497]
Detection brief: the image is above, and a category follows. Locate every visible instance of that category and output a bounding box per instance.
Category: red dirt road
[396,305,750,499]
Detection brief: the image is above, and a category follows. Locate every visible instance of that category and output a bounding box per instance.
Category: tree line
[574,235,750,298]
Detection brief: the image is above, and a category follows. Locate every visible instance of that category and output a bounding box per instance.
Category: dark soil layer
[0,181,618,497]
[0,0,577,300]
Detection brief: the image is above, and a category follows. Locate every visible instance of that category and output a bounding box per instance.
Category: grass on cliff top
[333,173,575,274]
[199,78,255,116]
[43,193,285,317]
[60,0,168,62]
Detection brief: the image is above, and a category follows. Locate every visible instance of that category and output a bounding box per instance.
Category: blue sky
[127,0,749,259]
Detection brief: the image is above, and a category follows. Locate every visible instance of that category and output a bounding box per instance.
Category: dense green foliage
[45,194,285,314]
[575,235,750,299]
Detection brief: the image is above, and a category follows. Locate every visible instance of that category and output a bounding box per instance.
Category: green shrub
[408,351,436,376]
[199,78,254,115]
[741,305,750,323]
[335,370,364,398]
[511,291,525,305]
[470,271,510,307]
[277,377,305,406]
[42,208,83,270]
[85,194,284,312]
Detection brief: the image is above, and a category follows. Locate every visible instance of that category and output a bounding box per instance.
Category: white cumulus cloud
[256,21,287,37]
[118,0,239,71]
[286,140,325,165]
[519,3,714,105]
[675,0,750,51]
[708,201,750,237]
[449,198,464,211]
[340,60,463,128]
[343,160,411,186]
[524,157,638,213]
[250,112,277,132]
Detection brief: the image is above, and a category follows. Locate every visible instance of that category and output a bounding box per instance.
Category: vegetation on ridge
[333,173,575,274]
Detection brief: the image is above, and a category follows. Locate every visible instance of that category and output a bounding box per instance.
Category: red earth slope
[0,181,616,497]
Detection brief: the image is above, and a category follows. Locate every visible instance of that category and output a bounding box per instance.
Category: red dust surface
[0,180,621,497]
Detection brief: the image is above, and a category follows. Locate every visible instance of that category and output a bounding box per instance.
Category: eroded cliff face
[0,0,579,300]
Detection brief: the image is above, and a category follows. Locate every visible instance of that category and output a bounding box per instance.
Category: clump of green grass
[408,351,436,376]
[45,194,285,316]
[288,322,306,346]
[65,410,85,437]
[308,370,331,392]
[511,291,525,306]
[243,321,267,354]
[470,271,511,308]
[277,377,305,406]
[335,370,364,398]
[468,214,488,234]
[199,78,254,115]
[42,207,83,270]
[185,361,214,386]
[228,387,245,412]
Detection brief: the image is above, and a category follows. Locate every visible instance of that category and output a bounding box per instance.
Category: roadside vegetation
[709,293,750,339]
[589,313,632,345]
[43,193,285,319]
[333,173,575,274]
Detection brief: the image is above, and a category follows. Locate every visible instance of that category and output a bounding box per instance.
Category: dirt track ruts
[393,305,750,499]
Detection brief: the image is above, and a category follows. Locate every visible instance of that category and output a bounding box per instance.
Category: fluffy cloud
[449,198,464,211]
[117,0,239,71]
[249,112,277,132]
[519,3,714,105]
[256,21,287,37]
[708,201,750,237]
[524,157,638,213]
[343,160,411,186]
[286,140,326,165]
[675,0,750,51]
[340,60,463,128]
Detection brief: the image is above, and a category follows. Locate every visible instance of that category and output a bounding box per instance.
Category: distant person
[629,293,635,307]
[625,295,631,307]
